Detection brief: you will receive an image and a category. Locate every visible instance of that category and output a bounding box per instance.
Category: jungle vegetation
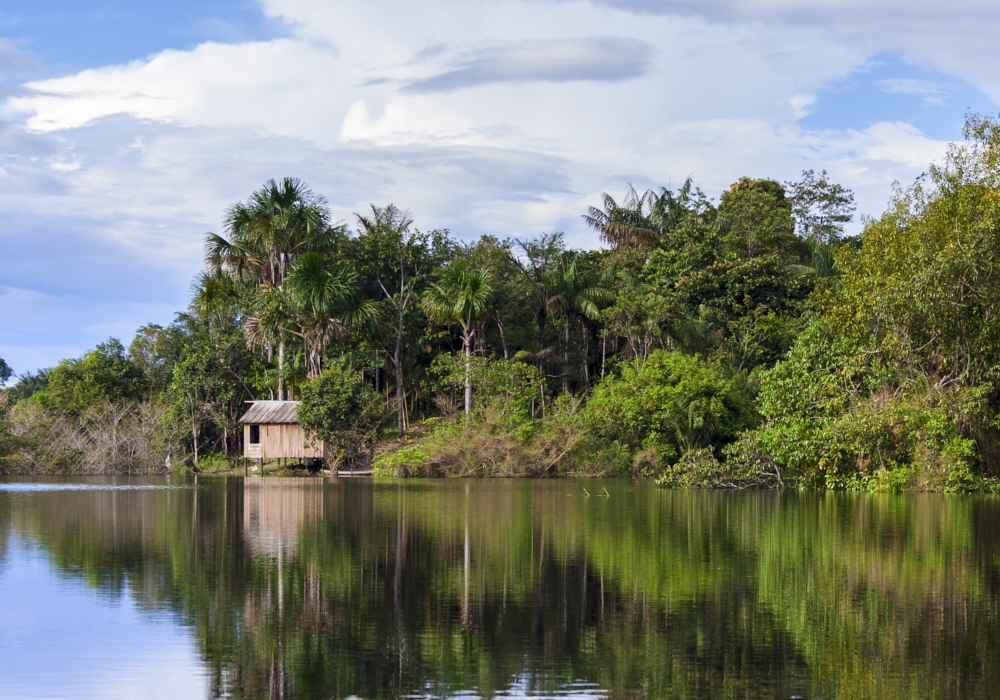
[5,115,1000,491]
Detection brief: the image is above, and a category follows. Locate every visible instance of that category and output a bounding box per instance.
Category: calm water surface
[0,477,997,699]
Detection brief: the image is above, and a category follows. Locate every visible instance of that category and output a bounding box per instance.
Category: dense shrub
[584,350,756,474]
[298,359,386,465]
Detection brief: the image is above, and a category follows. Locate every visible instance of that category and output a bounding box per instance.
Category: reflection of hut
[239,401,324,462]
[243,478,324,558]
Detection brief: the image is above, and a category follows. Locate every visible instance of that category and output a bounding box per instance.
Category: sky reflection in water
[0,477,997,699]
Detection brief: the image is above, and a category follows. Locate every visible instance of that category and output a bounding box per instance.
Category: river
[0,477,996,699]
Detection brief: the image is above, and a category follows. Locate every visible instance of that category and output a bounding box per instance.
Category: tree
[353,205,454,435]
[170,323,255,461]
[0,357,11,385]
[128,323,189,394]
[543,253,613,391]
[423,260,495,415]
[465,236,538,360]
[788,238,844,290]
[206,178,342,400]
[298,359,383,466]
[786,170,856,245]
[285,252,378,380]
[584,180,713,250]
[42,339,148,415]
[516,232,566,367]
[672,255,813,370]
[716,178,804,262]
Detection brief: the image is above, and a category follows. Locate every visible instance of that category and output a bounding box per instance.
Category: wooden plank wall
[243,423,324,459]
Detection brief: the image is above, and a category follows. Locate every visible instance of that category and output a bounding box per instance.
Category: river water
[0,477,997,699]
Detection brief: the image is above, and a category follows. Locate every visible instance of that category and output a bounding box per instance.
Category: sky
[0,0,998,375]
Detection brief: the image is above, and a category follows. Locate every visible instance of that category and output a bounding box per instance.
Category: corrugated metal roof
[239,401,301,425]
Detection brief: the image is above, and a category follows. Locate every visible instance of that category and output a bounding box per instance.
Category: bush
[298,359,386,466]
[6,396,171,475]
[730,320,990,491]
[374,397,611,478]
[584,350,756,473]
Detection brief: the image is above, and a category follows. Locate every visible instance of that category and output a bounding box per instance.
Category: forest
[4,114,1000,491]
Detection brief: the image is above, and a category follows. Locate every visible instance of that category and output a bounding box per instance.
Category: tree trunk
[463,329,473,415]
[601,333,608,379]
[562,317,570,394]
[395,310,405,437]
[191,406,199,464]
[278,338,286,401]
[498,322,509,359]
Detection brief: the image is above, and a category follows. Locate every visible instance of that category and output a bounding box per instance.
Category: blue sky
[0,0,284,79]
[1,0,999,375]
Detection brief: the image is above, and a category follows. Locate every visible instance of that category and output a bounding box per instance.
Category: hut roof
[239,401,301,425]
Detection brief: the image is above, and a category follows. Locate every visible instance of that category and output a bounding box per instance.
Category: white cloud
[788,93,816,119]
[875,77,947,105]
[571,0,1000,102]
[1,0,990,370]
[401,37,656,93]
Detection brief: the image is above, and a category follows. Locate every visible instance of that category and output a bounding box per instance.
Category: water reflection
[0,479,999,699]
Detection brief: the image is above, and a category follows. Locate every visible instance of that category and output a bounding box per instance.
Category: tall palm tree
[584,179,710,250]
[286,252,379,379]
[423,260,495,415]
[205,178,342,399]
[584,185,660,249]
[543,253,613,392]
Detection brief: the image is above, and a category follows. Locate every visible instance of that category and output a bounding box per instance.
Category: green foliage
[41,338,148,414]
[429,355,542,427]
[786,168,856,244]
[129,323,188,393]
[585,350,756,473]
[17,130,1000,489]
[717,177,804,262]
[7,370,48,401]
[733,320,988,491]
[672,254,813,368]
[372,445,428,477]
[298,358,385,460]
[423,259,495,333]
[375,396,607,477]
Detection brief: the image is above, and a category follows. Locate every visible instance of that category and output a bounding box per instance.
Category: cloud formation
[3,0,998,371]
[570,0,1000,102]
[875,78,947,105]
[403,37,655,93]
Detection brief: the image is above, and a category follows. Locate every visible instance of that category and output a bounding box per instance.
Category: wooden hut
[239,401,324,462]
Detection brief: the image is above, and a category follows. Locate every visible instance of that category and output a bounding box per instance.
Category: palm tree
[789,238,844,290]
[584,179,711,250]
[205,178,343,399]
[543,253,613,392]
[423,260,495,415]
[584,185,660,249]
[286,253,380,379]
[515,233,565,375]
[190,271,243,330]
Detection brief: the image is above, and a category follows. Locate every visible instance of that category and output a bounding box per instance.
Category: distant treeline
[4,115,1000,490]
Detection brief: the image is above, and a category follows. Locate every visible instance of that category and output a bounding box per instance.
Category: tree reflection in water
[1,478,999,699]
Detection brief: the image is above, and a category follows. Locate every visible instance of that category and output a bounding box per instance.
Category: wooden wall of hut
[243,423,324,460]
